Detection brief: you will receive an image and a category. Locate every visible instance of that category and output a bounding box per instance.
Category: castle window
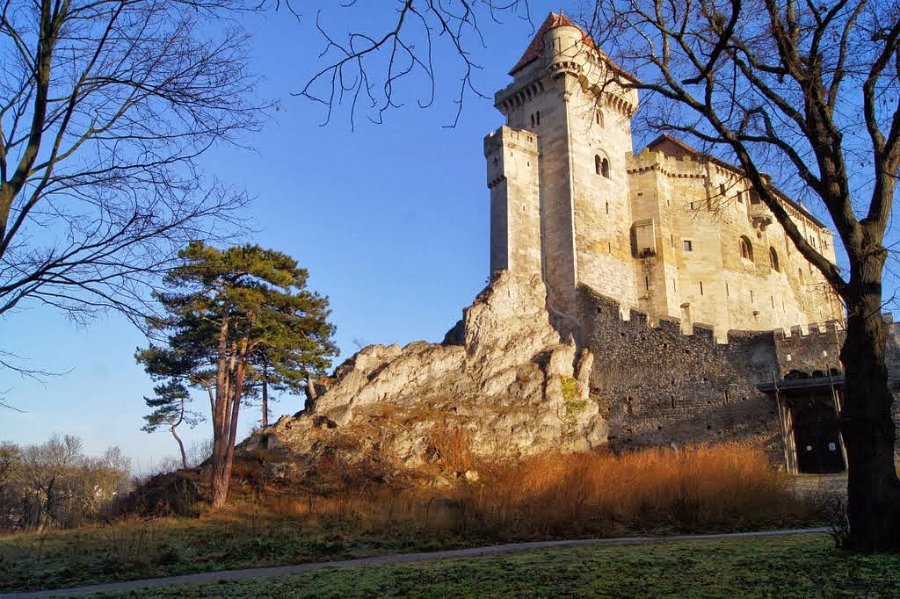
[737,191,745,204]
[749,190,761,204]
[683,240,693,251]
[769,247,780,272]
[595,155,610,177]
[719,183,726,198]
[739,236,754,261]
[530,113,534,127]
[596,110,604,128]
[536,111,541,126]
[798,268,804,284]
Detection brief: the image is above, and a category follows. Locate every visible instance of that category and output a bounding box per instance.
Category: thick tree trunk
[840,254,900,550]
[304,373,317,410]
[210,319,231,508]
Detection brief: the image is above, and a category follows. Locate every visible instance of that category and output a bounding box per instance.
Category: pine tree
[137,242,337,506]
[140,380,201,470]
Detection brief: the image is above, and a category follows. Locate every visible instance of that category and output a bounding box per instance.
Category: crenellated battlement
[626,148,708,179]
[773,320,844,340]
[577,284,758,350]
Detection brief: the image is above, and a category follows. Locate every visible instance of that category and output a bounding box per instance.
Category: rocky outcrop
[247,271,607,469]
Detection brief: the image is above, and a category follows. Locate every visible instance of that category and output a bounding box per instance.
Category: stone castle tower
[485,13,844,339]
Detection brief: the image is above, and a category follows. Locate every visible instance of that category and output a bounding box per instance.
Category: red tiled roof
[508,12,639,85]
[509,13,599,75]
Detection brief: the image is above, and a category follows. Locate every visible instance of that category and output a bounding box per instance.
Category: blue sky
[0,1,578,472]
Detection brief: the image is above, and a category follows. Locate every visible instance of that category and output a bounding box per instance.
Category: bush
[111,472,201,518]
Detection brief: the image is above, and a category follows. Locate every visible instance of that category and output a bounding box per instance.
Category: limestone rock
[245,271,607,471]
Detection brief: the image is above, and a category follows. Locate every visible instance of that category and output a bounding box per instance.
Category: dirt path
[3,527,829,598]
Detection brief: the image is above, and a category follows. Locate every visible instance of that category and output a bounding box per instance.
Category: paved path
[3,527,829,598]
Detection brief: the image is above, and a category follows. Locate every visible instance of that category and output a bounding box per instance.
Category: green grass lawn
[96,534,900,598]
[0,510,479,593]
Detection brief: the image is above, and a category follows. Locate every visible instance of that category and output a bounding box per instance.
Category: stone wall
[625,144,844,339]
[573,284,788,461]
[774,323,844,377]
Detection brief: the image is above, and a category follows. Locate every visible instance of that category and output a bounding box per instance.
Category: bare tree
[585,0,899,549]
[0,0,263,330]
[290,0,531,128]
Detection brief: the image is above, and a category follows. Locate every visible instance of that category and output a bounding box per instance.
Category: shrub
[111,472,201,518]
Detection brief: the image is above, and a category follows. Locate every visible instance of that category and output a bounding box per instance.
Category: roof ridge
[645,135,827,229]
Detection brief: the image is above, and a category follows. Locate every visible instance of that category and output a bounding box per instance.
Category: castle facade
[485,13,844,340]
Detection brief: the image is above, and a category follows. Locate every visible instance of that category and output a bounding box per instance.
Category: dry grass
[253,442,816,540]
[1,443,822,592]
[460,443,808,537]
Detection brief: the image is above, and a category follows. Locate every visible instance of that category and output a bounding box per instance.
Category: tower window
[749,190,761,204]
[536,111,540,126]
[739,236,754,261]
[683,240,693,251]
[769,247,780,272]
[594,156,610,178]
[596,110,604,127]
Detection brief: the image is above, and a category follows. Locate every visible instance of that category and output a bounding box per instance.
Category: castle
[484,13,844,340]
[482,14,898,474]
[260,14,898,478]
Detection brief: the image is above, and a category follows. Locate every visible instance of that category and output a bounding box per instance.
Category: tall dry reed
[261,443,816,540]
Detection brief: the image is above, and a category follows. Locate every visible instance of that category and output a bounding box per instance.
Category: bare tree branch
[0,0,266,337]
[288,0,531,129]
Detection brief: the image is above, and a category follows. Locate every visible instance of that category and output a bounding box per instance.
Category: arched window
[596,110,604,127]
[739,236,753,261]
[595,155,610,178]
[769,247,780,272]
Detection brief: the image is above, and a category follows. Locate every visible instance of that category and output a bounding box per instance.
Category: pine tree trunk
[840,253,900,550]
[210,318,231,508]
[171,425,187,470]
[261,359,269,429]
